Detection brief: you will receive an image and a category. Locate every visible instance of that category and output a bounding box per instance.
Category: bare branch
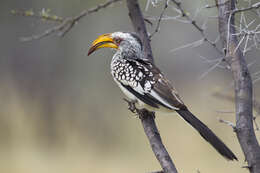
[233,2,260,14]
[123,99,177,173]
[20,18,70,42]
[11,8,63,22]
[170,39,204,53]
[126,1,178,172]
[149,1,168,39]
[218,118,236,130]
[215,110,234,114]
[204,1,228,9]
[169,0,223,54]
[198,57,224,80]
[213,92,260,116]
[14,0,122,41]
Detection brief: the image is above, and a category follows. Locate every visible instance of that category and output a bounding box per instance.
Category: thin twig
[169,0,223,54]
[216,110,234,114]
[204,1,229,9]
[218,118,236,131]
[11,8,63,22]
[149,1,168,39]
[233,2,260,14]
[198,57,224,80]
[170,39,204,53]
[213,92,260,117]
[15,0,122,41]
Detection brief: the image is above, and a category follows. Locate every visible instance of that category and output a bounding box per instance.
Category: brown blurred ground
[0,0,260,172]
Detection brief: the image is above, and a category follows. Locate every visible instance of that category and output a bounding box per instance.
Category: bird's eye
[114,38,121,44]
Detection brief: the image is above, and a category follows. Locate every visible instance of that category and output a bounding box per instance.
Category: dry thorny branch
[145,0,228,80]
[213,92,260,131]
[11,0,122,41]
[13,0,260,60]
[145,0,260,81]
[145,0,223,54]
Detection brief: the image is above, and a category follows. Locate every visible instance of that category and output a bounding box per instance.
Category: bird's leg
[123,98,138,114]
[123,98,155,119]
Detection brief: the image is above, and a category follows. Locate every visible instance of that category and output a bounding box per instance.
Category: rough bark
[126,0,178,173]
[217,0,260,172]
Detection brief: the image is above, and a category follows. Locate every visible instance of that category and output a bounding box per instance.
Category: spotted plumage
[88,31,237,161]
[111,55,185,110]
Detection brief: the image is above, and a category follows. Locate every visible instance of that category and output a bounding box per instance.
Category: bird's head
[88,32,143,57]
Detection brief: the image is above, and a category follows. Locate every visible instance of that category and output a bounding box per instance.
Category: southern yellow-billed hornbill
[88,32,237,161]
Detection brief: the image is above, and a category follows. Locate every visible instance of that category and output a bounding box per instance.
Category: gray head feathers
[111,32,143,59]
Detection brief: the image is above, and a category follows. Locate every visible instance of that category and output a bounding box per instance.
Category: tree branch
[13,0,122,41]
[149,1,168,39]
[126,0,154,63]
[126,1,178,172]
[124,99,177,173]
[170,0,223,54]
[217,0,260,172]
[233,2,260,14]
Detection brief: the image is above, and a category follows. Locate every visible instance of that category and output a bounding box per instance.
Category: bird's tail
[176,109,237,161]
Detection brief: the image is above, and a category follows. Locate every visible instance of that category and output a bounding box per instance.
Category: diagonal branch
[149,1,168,39]
[126,0,178,173]
[170,0,223,54]
[124,99,177,173]
[217,0,260,172]
[13,0,122,41]
[233,2,260,14]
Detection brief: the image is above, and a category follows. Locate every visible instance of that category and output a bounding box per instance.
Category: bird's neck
[114,45,144,60]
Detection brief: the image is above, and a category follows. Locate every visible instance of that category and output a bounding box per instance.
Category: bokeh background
[1,0,260,172]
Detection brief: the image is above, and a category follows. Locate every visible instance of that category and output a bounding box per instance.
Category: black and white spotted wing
[111,58,186,110]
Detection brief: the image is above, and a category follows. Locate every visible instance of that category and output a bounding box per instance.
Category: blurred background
[1,0,260,172]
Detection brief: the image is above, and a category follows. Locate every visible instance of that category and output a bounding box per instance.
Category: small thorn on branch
[242,165,253,170]
[253,116,259,131]
[218,118,237,131]
[215,110,234,114]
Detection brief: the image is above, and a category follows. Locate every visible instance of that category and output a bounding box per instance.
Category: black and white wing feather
[111,58,186,110]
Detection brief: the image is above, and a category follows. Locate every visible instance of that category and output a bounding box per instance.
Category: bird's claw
[123,98,138,114]
[123,98,155,119]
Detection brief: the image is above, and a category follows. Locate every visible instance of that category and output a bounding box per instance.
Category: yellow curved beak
[88,33,118,56]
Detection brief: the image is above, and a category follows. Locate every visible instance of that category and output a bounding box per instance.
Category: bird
[88,31,237,161]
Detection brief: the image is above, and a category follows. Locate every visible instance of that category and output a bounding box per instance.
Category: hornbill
[88,32,237,161]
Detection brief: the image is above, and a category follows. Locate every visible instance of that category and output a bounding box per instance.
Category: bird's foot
[123,98,155,119]
[123,98,138,114]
